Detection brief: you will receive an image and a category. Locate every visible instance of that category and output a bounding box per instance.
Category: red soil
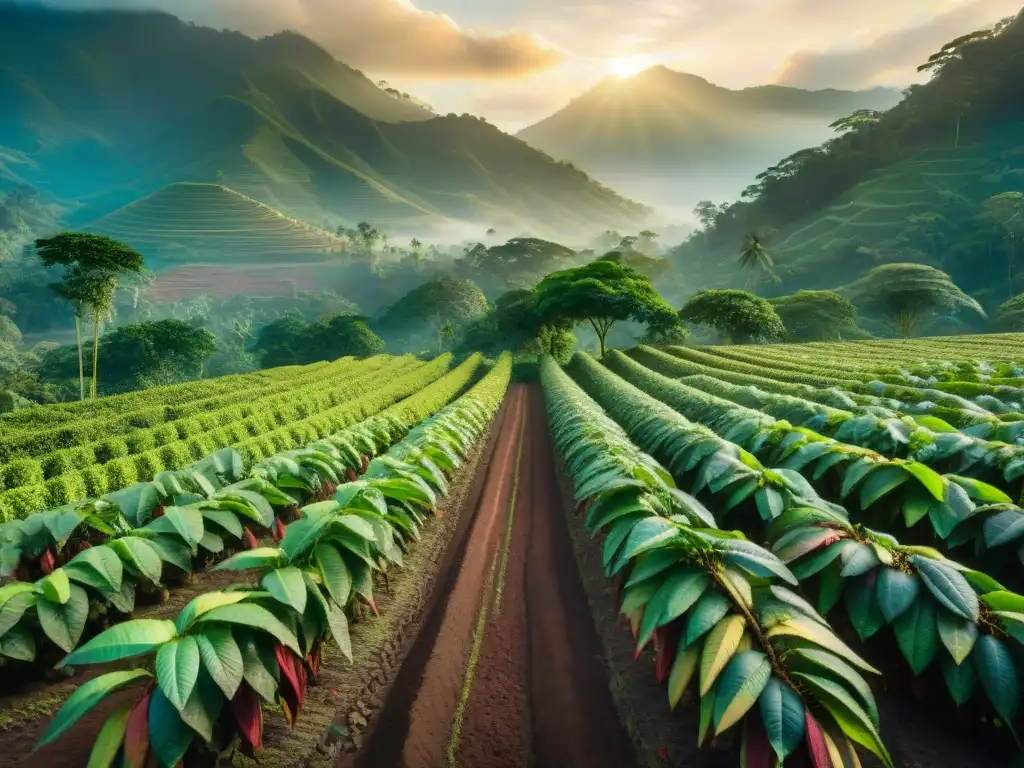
[359,384,633,768]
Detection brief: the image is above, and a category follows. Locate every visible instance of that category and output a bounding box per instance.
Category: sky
[28,0,1024,131]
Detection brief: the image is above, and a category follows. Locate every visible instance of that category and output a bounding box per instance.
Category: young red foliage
[231,682,264,751]
[275,643,307,728]
[122,689,152,768]
[307,638,323,680]
[39,547,55,575]
[242,527,259,550]
[273,518,286,543]
[653,625,678,683]
[152,505,165,519]
[360,455,369,473]
[347,468,358,482]
[741,713,773,768]
[803,713,833,768]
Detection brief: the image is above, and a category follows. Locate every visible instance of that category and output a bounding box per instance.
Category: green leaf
[215,547,284,573]
[238,629,279,703]
[982,591,1024,613]
[156,637,201,712]
[949,475,1012,505]
[893,597,939,675]
[625,548,683,588]
[325,600,353,662]
[262,567,307,614]
[196,627,244,699]
[179,666,224,743]
[147,536,193,573]
[0,590,36,637]
[699,614,745,696]
[667,643,699,710]
[65,546,124,594]
[61,619,178,667]
[792,672,894,768]
[791,541,847,579]
[875,569,919,624]
[773,527,843,563]
[840,542,880,578]
[36,669,152,748]
[936,611,978,666]
[146,507,204,549]
[844,574,886,640]
[175,592,248,634]
[637,570,709,650]
[766,618,879,675]
[618,517,679,563]
[111,538,163,585]
[0,624,36,662]
[859,466,910,508]
[721,540,797,585]
[316,542,353,608]
[685,592,732,647]
[788,647,879,728]
[280,509,335,562]
[148,687,194,768]
[196,603,301,654]
[941,654,976,706]
[38,569,71,605]
[904,462,945,501]
[713,651,771,734]
[911,556,979,622]
[37,584,89,653]
[755,487,785,520]
[86,706,131,768]
[199,507,244,539]
[758,676,805,762]
[973,634,1020,723]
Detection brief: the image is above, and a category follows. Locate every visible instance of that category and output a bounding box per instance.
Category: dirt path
[358,384,633,768]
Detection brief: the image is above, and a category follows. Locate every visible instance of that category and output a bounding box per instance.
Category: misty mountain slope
[0,5,648,237]
[667,10,1024,305]
[517,67,900,213]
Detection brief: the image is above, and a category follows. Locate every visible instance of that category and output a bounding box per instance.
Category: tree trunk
[74,315,85,401]
[91,313,101,398]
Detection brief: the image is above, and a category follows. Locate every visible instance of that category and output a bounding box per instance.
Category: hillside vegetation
[0,6,647,237]
[672,9,1024,305]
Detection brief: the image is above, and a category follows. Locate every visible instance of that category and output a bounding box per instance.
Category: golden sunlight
[607,56,646,78]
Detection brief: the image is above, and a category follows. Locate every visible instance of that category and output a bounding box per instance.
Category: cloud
[31,0,565,79]
[776,0,1022,89]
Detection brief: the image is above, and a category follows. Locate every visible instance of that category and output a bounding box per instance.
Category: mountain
[0,6,648,238]
[517,67,901,215]
[665,10,1024,311]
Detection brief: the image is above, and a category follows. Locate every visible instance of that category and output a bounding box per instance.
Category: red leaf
[654,626,676,683]
[741,714,773,768]
[656,746,669,761]
[231,682,264,750]
[367,597,380,617]
[122,689,152,768]
[307,638,323,680]
[275,644,307,728]
[273,518,286,543]
[347,469,358,483]
[360,455,369,473]
[804,713,834,768]
[242,527,259,550]
[40,548,55,575]
[152,504,165,520]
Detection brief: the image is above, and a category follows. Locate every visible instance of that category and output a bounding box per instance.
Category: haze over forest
[1,0,1024,404]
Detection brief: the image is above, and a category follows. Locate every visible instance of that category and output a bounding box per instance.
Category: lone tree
[990,294,1024,332]
[457,288,576,362]
[36,233,145,399]
[769,290,869,342]
[679,289,786,344]
[534,260,678,356]
[839,263,985,337]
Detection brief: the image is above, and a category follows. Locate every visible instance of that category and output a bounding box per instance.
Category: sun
[607,56,646,79]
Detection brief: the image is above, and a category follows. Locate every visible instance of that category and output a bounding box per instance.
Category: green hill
[86,183,346,265]
[0,6,648,238]
[668,9,1024,307]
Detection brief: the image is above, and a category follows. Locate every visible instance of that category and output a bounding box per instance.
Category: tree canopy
[376,277,488,332]
[838,263,985,337]
[679,289,786,344]
[534,260,678,356]
[991,293,1024,331]
[252,312,383,368]
[769,290,869,342]
[456,288,576,362]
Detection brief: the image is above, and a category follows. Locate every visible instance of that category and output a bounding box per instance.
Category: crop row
[666,346,1024,414]
[540,356,894,766]
[0,358,323,430]
[0,356,453,521]
[609,351,1024,576]
[0,356,396,469]
[0,353,490,675]
[30,354,511,766]
[635,345,1024,440]
[555,353,1024,763]
[629,356,1024,497]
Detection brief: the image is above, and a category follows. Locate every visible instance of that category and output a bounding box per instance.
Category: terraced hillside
[86,183,345,266]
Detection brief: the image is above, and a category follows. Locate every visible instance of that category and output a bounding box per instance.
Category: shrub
[41,447,96,479]
[126,407,166,429]
[104,458,138,490]
[45,473,89,507]
[133,451,164,481]
[2,458,45,489]
[94,438,130,464]
[0,484,48,520]
[81,465,109,497]
[159,442,193,470]
[125,430,157,454]
[152,423,178,446]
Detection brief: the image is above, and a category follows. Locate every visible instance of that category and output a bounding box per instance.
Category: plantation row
[666,345,1024,415]
[545,352,1024,765]
[637,346,1024,441]
[29,354,512,767]
[0,355,457,520]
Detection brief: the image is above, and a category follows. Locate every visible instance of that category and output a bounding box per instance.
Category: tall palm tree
[738,232,779,293]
